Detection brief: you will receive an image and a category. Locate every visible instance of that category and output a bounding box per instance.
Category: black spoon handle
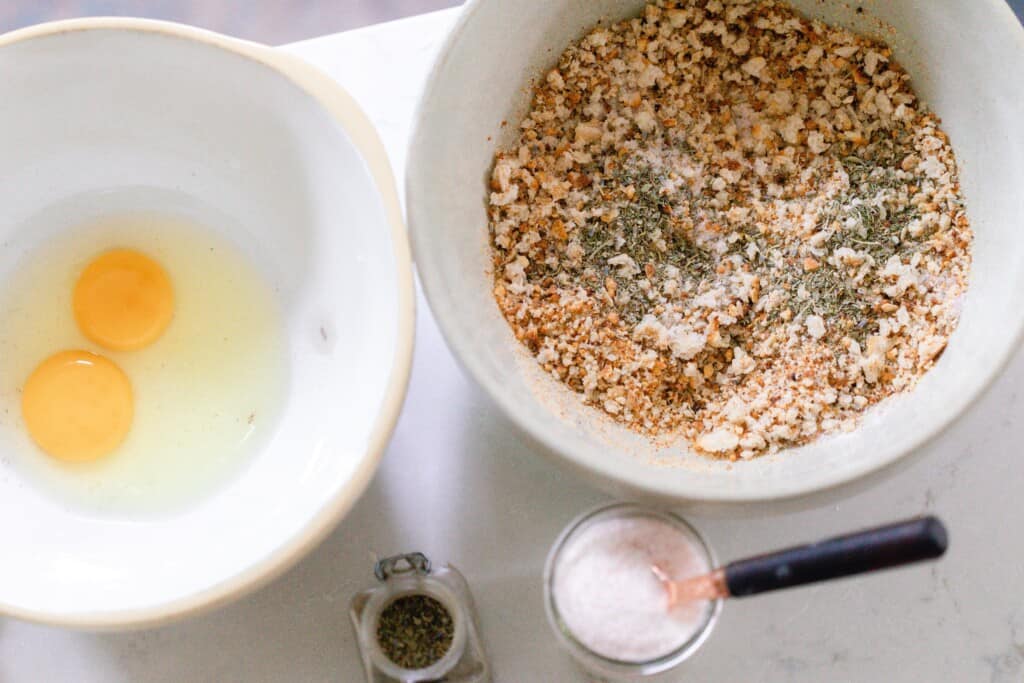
[724,516,948,598]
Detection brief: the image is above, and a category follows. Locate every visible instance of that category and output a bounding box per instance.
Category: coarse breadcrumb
[487,0,972,460]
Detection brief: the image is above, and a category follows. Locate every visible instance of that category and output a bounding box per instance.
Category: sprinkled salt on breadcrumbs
[488,0,972,460]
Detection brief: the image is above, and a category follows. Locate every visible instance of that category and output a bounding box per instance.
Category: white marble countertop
[2,9,1022,682]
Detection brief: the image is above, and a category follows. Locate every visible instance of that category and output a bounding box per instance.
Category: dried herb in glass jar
[376,594,454,670]
[351,552,491,681]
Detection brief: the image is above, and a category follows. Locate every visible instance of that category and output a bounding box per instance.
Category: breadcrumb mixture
[488,0,972,459]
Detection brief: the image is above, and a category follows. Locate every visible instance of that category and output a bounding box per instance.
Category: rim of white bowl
[0,17,416,630]
[407,0,1024,506]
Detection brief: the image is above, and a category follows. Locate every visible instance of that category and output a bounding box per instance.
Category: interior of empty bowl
[0,21,411,624]
[408,0,1024,503]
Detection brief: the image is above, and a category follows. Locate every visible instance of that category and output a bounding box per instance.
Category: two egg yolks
[21,249,174,462]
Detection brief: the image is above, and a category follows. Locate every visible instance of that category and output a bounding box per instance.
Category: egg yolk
[21,350,134,462]
[73,249,174,351]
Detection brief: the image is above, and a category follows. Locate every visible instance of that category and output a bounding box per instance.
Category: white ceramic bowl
[0,19,414,627]
[408,1,1024,505]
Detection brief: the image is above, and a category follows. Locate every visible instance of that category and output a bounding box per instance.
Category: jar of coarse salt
[544,503,721,681]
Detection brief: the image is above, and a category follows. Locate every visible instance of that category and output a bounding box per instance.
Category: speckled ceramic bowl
[0,19,413,628]
[407,0,1024,504]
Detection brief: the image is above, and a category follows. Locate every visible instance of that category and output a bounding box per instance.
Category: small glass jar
[544,503,722,681]
[350,552,491,682]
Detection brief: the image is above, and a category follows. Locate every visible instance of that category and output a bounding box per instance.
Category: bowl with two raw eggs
[0,19,413,626]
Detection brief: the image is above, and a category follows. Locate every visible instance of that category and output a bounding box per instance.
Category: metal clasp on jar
[375,552,432,582]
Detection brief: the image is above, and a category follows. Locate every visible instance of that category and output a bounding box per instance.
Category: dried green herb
[376,594,454,670]
[575,164,714,325]
[751,154,932,344]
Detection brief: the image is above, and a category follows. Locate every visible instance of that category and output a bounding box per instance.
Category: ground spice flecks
[488,0,972,459]
[376,594,454,670]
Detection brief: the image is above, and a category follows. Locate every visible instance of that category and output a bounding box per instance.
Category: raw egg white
[0,211,287,515]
